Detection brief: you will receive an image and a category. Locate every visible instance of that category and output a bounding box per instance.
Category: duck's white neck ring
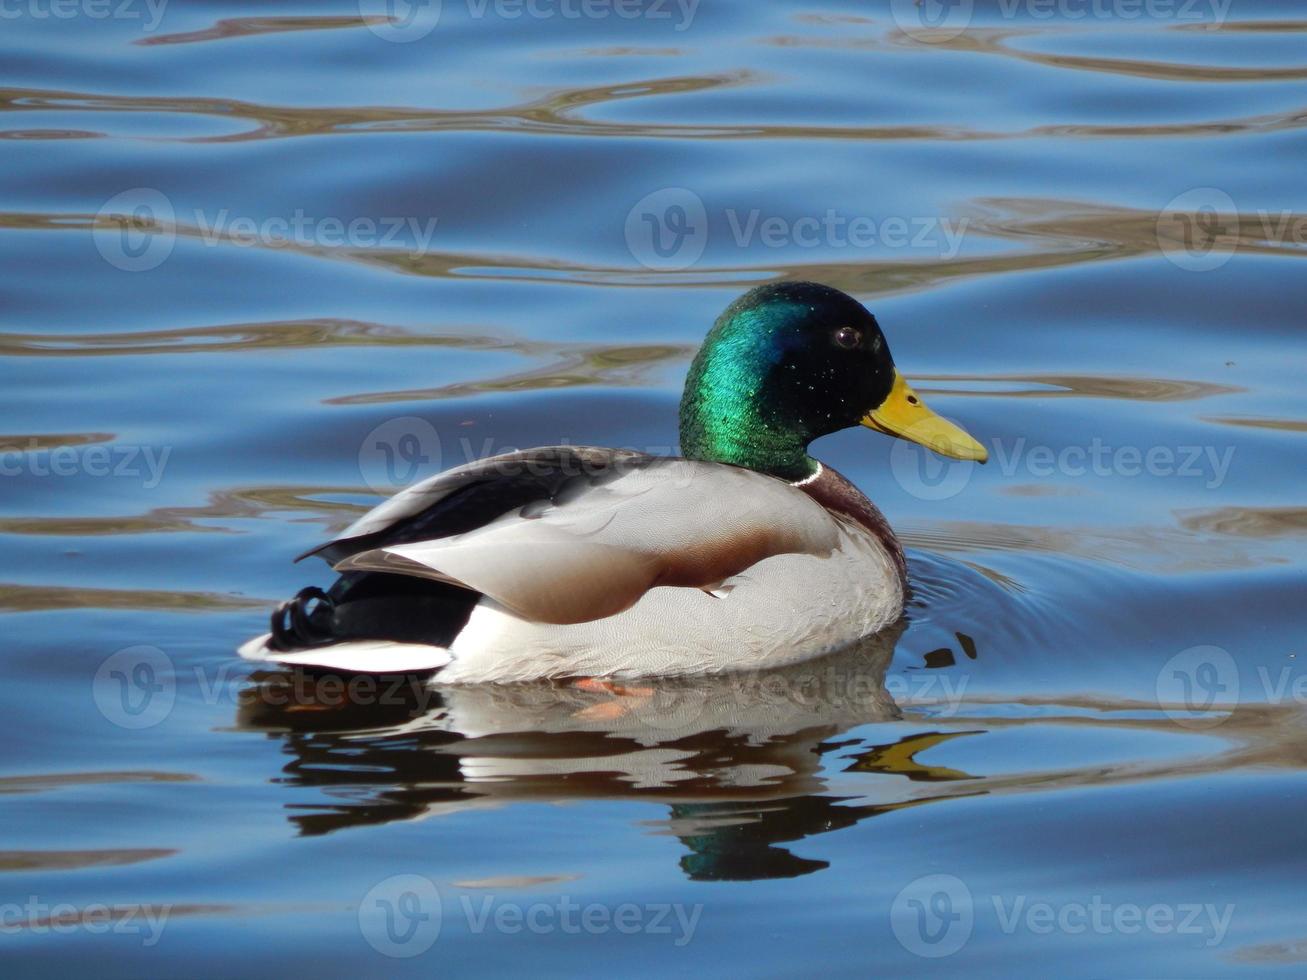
[790,462,823,487]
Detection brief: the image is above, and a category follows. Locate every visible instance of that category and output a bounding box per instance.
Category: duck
[239,281,986,684]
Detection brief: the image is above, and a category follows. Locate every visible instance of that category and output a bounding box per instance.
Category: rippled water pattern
[3,1,1306,976]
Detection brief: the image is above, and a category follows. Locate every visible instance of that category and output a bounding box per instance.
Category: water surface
[2,1,1306,976]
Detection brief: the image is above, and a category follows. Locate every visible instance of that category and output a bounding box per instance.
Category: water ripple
[5,81,1306,143]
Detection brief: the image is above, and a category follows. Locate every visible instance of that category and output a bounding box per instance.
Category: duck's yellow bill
[862,372,988,462]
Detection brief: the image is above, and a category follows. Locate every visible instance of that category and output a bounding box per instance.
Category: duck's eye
[834,326,861,349]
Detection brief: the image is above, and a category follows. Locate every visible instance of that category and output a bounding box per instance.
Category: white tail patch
[238,634,451,674]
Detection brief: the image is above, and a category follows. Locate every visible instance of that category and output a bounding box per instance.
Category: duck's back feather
[298,446,649,564]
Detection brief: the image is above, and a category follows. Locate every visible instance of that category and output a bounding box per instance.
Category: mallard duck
[239,282,986,683]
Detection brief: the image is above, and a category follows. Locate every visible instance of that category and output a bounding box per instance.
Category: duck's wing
[299,446,649,565]
[303,446,842,626]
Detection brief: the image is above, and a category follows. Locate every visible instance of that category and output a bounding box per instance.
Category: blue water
[3,1,1306,976]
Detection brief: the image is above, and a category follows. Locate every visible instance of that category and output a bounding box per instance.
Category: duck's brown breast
[795,464,907,589]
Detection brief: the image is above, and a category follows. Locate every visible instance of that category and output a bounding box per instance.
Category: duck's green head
[679,281,986,482]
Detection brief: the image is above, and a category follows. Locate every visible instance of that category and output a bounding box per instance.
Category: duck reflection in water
[236,623,983,881]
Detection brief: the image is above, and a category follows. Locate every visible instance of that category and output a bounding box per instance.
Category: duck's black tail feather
[268,587,336,651]
[267,573,479,653]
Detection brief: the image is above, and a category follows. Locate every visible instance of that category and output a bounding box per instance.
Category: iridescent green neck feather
[678,282,898,483]
[678,295,818,483]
